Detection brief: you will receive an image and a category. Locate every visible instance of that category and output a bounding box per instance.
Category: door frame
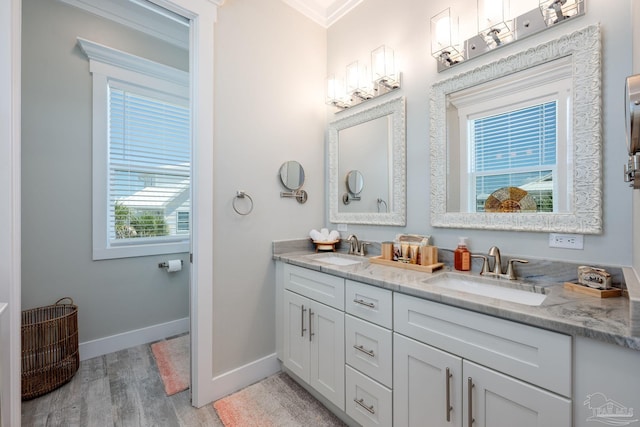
[1,1,223,422]
[148,0,223,408]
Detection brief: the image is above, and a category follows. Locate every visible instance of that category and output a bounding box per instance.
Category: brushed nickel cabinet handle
[354,397,376,415]
[353,344,375,358]
[446,367,452,422]
[300,305,306,337]
[353,298,376,309]
[467,377,475,427]
[309,309,314,342]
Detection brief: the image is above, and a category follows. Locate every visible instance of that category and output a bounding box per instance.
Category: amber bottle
[454,237,471,271]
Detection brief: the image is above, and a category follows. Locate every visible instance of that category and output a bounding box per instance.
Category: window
[79,38,191,260]
[471,101,557,212]
[176,211,190,233]
[448,56,572,214]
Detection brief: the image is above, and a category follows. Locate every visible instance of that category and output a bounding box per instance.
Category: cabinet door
[463,360,571,427]
[309,301,345,411]
[283,290,309,382]
[394,333,463,427]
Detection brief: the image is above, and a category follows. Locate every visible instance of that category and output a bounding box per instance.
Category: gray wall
[327,0,634,267]
[211,0,326,375]
[21,0,190,343]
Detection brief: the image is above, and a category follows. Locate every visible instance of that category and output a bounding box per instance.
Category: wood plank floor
[22,342,224,427]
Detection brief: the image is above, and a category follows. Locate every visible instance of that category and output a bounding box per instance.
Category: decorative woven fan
[484,186,537,213]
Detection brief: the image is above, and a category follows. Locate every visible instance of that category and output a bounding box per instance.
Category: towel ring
[233,191,254,216]
[377,198,388,213]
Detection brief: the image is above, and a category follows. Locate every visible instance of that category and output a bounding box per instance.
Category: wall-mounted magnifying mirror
[279,160,308,203]
[342,170,364,204]
[624,74,640,188]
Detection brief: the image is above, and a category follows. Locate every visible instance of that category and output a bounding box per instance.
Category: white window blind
[108,86,190,244]
[470,101,557,212]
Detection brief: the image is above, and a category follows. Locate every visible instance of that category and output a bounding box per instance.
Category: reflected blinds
[471,101,557,212]
[108,86,190,242]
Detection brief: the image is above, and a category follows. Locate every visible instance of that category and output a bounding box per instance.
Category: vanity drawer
[394,293,572,397]
[283,264,344,310]
[346,365,392,427]
[345,280,392,328]
[345,315,392,388]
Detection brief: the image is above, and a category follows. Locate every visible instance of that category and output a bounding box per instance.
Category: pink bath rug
[151,334,190,396]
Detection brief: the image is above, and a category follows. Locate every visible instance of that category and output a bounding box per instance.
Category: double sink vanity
[286,22,640,427]
[274,242,640,427]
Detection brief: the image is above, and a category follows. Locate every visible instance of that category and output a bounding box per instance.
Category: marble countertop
[274,250,640,352]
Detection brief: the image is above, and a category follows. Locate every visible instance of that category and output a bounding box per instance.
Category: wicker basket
[21,297,79,400]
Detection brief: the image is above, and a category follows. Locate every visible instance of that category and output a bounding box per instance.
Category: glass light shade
[539,0,582,26]
[431,8,463,64]
[371,45,399,87]
[326,75,347,107]
[478,0,512,47]
[346,61,373,98]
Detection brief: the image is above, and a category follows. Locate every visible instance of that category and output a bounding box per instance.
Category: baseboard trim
[209,353,280,402]
[79,317,189,361]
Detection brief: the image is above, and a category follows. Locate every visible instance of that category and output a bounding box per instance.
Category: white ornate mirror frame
[329,96,406,225]
[430,25,602,234]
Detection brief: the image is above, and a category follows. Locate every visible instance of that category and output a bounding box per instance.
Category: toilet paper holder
[158,260,184,269]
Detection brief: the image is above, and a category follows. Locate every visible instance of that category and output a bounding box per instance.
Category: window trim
[78,38,190,260]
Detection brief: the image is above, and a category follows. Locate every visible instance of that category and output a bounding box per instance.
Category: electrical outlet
[337,223,348,232]
[549,233,584,250]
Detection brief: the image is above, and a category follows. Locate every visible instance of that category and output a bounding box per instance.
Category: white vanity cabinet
[344,280,394,426]
[393,293,572,427]
[281,264,345,410]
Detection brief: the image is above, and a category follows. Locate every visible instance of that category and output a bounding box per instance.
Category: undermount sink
[425,273,548,306]
[304,253,366,266]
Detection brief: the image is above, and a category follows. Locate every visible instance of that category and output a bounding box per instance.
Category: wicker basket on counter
[21,297,79,400]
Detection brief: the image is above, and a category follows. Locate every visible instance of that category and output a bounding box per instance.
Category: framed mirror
[329,96,406,225]
[430,25,602,233]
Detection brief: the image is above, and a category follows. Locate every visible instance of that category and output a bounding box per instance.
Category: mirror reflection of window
[447,56,572,214]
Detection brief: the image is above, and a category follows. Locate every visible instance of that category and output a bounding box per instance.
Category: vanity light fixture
[431,0,585,72]
[430,8,463,68]
[346,60,374,101]
[326,74,350,109]
[539,0,584,26]
[477,0,513,48]
[326,45,402,111]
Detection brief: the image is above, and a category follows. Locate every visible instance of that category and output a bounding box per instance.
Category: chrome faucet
[482,246,529,280]
[347,234,369,256]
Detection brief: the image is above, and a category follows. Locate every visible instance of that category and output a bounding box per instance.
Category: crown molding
[58,0,189,49]
[281,0,363,28]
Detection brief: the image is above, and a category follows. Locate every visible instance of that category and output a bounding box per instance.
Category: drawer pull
[301,305,306,337]
[353,298,376,309]
[354,397,376,415]
[467,377,475,427]
[446,367,452,422]
[353,344,375,358]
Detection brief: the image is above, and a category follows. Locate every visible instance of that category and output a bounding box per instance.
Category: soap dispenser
[454,237,471,271]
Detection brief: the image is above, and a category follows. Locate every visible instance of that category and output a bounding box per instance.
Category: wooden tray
[563,282,622,298]
[369,256,444,273]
